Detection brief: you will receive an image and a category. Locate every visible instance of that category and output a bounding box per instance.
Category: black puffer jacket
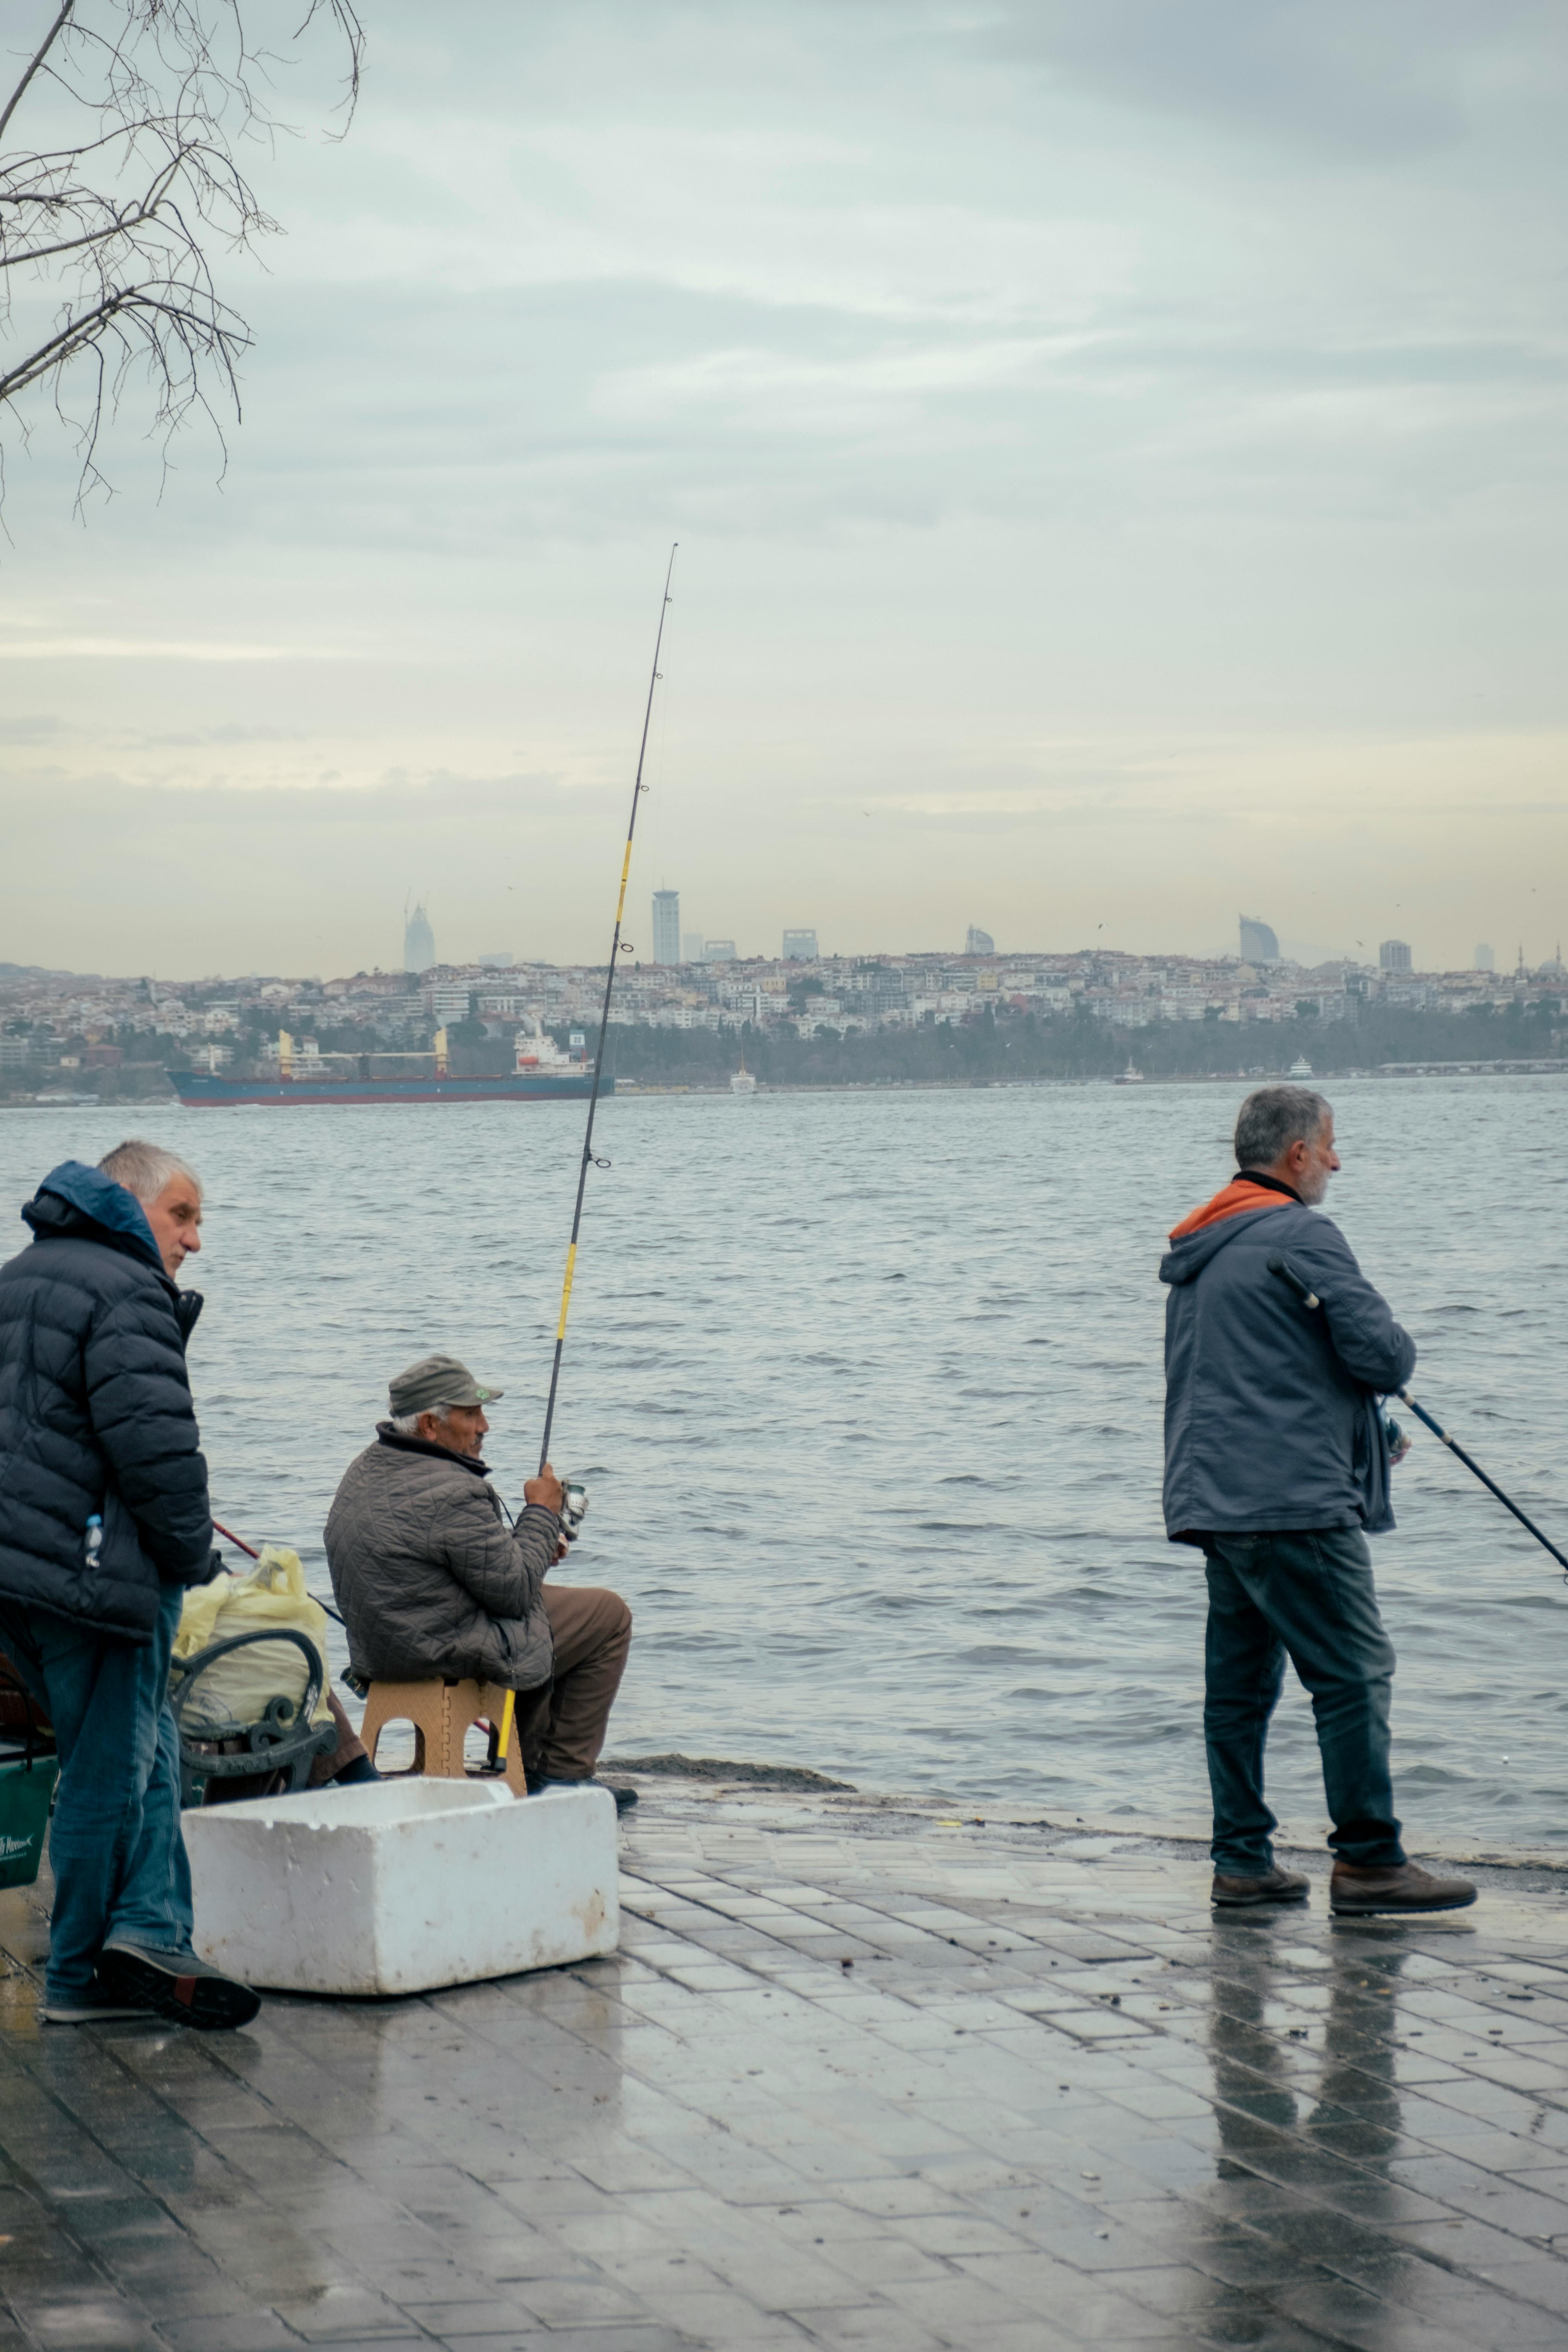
[0,1161,216,1642]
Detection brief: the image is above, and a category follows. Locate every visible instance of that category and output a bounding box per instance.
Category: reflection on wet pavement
[5,1781,1568,2350]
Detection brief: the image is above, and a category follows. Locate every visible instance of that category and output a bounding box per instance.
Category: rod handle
[1266,1254,1319,1310]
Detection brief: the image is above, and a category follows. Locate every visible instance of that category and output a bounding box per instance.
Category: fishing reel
[559,1479,589,1544]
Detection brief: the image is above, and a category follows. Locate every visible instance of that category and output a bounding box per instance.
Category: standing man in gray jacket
[1161,1085,1474,1916]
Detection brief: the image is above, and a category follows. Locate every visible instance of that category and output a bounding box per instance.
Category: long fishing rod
[496,545,678,1770]
[536,541,676,1474]
[1267,1255,1568,1577]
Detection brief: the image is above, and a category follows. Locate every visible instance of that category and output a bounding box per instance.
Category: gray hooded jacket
[1160,1182,1415,1544]
[325,1427,557,1689]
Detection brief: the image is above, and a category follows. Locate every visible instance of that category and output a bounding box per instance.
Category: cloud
[0,0,1565,975]
[973,0,1568,158]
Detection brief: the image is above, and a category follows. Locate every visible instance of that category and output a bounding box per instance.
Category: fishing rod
[495,544,678,1771]
[213,1517,347,1623]
[1266,1255,1568,1578]
[534,542,677,1478]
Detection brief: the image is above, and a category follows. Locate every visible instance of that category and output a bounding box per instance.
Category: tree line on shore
[599,999,1566,1089]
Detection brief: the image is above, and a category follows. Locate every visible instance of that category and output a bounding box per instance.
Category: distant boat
[730,1050,758,1096]
[1288,1055,1314,1079]
[1114,1060,1144,1085]
[170,1020,603,1108]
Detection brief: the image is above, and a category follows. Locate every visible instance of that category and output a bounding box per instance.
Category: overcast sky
[3,0,1565,977]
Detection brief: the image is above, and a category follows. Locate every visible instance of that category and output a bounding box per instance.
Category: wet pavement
[5,1777,1568,2350]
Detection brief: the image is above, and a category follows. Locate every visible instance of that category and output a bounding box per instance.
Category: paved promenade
[5,1775,1568,2350]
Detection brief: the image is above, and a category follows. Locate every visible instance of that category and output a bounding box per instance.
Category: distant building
[422,982,472,1024]
[404,902,435,974]
[782,928,818,961]
[1239,917,1279,963]
[1475,943,1495,972]
[704,939,737,963]
[1379,940,1412,974]
[652,891,681,965]
[965,925,995,956]
[681,931,706,964]
[478,952,514,969]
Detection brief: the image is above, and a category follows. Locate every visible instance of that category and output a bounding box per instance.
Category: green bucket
[0,1749,59,1891]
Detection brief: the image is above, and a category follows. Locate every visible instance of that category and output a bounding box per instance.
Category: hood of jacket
[21,1161,202,1335]
[1161,1185,1295,1289]
[24,1161,162,1272]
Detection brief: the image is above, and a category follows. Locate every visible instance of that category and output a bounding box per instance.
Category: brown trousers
[513,1583,632,1781]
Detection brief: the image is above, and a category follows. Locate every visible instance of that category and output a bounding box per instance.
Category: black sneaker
[531,1774,638,1816]
[99,1940,261,2030]
[39,1984,158,2026]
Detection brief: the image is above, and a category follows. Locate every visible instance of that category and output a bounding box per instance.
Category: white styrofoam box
[183,1778,619,1996]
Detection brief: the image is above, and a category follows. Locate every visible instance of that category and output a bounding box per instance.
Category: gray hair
[98,1138,201,1205]
[387,1406,454,1437]
[1234,1085,1331,1170]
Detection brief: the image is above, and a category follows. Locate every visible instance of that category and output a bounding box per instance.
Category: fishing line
[496,544,679,1765]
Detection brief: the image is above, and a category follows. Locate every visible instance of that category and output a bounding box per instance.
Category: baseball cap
[388,1353,504,1416]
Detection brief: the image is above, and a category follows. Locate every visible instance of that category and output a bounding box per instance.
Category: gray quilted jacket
[324,1426,557,1690]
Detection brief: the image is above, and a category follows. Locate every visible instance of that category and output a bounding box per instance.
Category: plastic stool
[358,1679,527,1797]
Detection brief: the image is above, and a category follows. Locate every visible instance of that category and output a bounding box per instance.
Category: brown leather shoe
[1329,1860,1476,1916]
[1210,1866,1310,1908]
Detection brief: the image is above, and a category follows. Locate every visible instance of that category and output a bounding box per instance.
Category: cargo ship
[169,1025,608,1109]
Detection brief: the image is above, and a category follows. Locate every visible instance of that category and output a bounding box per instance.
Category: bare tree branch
[0,0,363,511]
[0,2,74,147]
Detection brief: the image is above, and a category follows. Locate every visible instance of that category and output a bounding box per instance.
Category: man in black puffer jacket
[0,1142,258,2028]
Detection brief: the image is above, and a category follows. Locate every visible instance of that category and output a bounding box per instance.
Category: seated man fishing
[325,1354,635,1811]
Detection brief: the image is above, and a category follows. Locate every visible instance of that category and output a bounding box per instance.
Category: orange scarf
[1168,1178,1295,1243]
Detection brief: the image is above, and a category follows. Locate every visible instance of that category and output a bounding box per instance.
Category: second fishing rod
[494,545,678,1767]
[1268,1253,1568,1577]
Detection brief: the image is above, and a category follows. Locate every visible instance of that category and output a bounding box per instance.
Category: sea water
[3,1078,1565,1850]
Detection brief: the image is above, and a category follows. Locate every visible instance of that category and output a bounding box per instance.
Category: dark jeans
[0,1585,194,2001]
[1204,1528,1404,1874]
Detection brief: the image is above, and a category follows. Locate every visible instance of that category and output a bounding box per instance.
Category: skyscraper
[681,931,705,963]
[965,925,995,956]
[1475,944,1495,972]
[1379,940,1412,974]
[652,890,681,965]
[782,928,818,960]
[404,901,435,973]
[1239,916,1279,963]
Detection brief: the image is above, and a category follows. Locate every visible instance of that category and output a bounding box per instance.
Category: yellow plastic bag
[173,1548,332,1733]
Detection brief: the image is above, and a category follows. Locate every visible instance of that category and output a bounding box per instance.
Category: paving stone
[8,1785,1568,2352]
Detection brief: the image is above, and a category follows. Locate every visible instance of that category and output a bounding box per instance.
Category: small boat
[730,1051,758,1096]
[1113,1060,1144,1085]
[1288,1055,1314,1079]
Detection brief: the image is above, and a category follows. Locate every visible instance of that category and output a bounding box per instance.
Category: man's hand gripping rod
[1266,1254,1568,1578]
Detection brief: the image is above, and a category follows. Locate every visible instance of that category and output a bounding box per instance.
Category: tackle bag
[173,1547,332,1734]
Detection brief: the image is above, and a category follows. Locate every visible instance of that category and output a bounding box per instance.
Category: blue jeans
[0,1585,194,2001]
[1204,1528,1404,1874]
